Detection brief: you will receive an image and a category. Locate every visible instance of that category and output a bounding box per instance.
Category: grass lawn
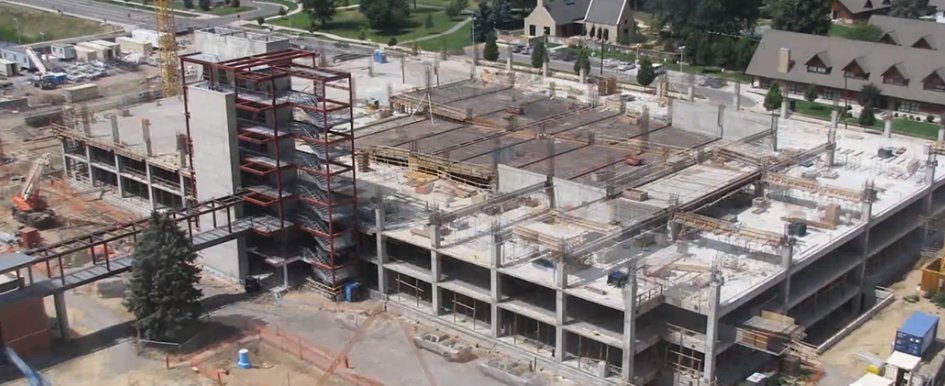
[794,99,940,139]
[0,4,110,43]
[417,20,471,51]
[678,64,752,83]
[174,1,254,15]
[828,23,856,38]
[257,0,299,10]
[272,7,462,43]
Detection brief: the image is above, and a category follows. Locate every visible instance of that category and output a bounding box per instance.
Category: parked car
[652,63,666,75]
[413,332,474,362]
[512,44,525,53]
[616,62,636,71]
[478,358,546,386]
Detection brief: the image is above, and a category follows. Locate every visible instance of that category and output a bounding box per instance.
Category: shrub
[231,0,240,7]
[388,37,398,47]
[929,115,937,123]
[279,7,288,16]
[257,16,265,25]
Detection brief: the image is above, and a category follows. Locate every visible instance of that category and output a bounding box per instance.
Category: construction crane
[11,154,56,228]
[154,0,181,97]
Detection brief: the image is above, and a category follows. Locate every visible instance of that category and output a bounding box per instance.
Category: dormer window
[924,70,945,92]
[879,32,899,46]
[844,59,869,80]
[882,63,909,86]
[865,0,873,8]
[806,53,831,75]
[913,37,933,50]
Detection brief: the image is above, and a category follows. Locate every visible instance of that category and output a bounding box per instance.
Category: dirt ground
[207,341,351,386]
[818,264,945,386]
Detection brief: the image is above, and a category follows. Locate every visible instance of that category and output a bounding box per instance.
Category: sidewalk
[247,14,472,48]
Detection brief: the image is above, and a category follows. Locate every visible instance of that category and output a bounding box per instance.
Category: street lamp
[12,17,22,45]
[678,46,686,72]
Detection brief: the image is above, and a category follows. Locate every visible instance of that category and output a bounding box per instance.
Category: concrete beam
[439,181,549,223]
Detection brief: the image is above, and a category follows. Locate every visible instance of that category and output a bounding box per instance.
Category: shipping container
[896,311,939,357]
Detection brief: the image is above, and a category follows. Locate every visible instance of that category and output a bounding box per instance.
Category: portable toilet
[896,311,939,357]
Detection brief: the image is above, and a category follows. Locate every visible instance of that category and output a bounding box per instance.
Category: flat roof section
[356,119,465,148]
[474,98,588,128]
[523,145,631,179]
[403,79,511,104]
[397,125,505,155]
[447,89,546,117]
[464,138,584,168]
[85,98,186,166]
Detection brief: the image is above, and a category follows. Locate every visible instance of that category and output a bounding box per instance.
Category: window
[807,65,828,74]
[822,88,837,100]
[603,29,610,41]
[543,26,550,35]
[883,74,907,86]
[529,25,536,36]
[899,101,920,113]
[844,70,868,80]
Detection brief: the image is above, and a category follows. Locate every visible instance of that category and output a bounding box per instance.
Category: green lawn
[272,8,462,43]
[678,64,752,82]
[417,20,471,52]
[174,1,254,15]
[793,99,940,139]
[828,23,856,38]
[257,0,298,10]
[0,4,110,43]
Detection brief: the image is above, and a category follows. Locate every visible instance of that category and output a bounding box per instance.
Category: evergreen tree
[695,36,713,66]
[573,45,591,75]
[804,83,818,103]
[858,104,877,126]
[764,82,783,111]
[473,3,496,42]
[360,0,412,30]
[888,0,932,18]
[425,13,435,29]
[231,0,240,7]
[530,40,546,68]
[483,34,500,61]
[123,212,203,341]
[858,83,883,108]
[637,56,657,87]
[257,16,265,25]
[198,0,211,11]
[183,0,195,9]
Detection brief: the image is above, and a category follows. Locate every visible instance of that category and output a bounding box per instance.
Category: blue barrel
[375,50,387,64]
[237,348,251,369]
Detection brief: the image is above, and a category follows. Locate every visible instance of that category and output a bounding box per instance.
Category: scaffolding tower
[180,49,358,298]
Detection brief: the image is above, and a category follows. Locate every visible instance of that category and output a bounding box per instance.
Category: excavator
[11,154,55,229]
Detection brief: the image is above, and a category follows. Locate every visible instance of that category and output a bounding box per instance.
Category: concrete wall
[496,164,605,210]
[0,296,51,357]
[189,85,246,281]
[194,29,291,62]
[671,100,770,140]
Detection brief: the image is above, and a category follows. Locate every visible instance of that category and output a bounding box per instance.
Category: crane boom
[154,0,181,97]
[20,154,51,200]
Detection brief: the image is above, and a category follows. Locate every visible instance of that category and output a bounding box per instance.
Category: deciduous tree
[123,212,203,341]
[303,0,337,29]
[858,83,883,108]
[198,0,211,11]
[573,45,590,75]
[804,84,818,103]
[770,0,831,35]
[888,0,932,19]
[360,0,411,31]
[733,36,757,71]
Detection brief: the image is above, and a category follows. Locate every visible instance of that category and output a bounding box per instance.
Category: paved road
[9,0,280,31]
[486,48,755,108]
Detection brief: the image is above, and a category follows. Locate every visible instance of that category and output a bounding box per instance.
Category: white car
[616,62,636,71]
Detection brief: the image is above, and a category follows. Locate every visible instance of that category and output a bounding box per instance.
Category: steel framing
[179,49,358,296]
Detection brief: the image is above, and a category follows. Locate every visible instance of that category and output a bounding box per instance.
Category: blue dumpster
[343,281,362,302]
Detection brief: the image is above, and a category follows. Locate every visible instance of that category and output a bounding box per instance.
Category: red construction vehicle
[11,154,55,229]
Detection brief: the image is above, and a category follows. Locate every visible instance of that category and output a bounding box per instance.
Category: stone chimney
[777,48,791,74]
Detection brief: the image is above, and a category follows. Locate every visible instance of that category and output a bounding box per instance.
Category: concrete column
[376,201,388,294]
[53,292,70,341]
[861,182,874,223]
[732,81,741,110]
[59,140,70,180]
[401,56,406,84]
[114,153,124,198]
[490,230,503,338]
[542,61,549,79]
[717,105,726,138]
[178,172,187,200]
[827,115,837,167]
[110,114,120,144]
[554,257,567,363]
[141,119,153,157]
[702,274,722,384]
[506,43,513,71]
[938,113,945,142]
[84,145,93,186]
[780,237,795,309]
[549,81,556,99]
[884,113,892,138]
[580,67,586,84]
[925,144,937,212]
[434,62,440,87]
[621,261,638,383]
[780,98,789,119]
[686,85,694,102]
[770,113,779,152]
[830,109,840,130]
[368,58,375,77]
[430,216,442,315]
[145,163,156,210]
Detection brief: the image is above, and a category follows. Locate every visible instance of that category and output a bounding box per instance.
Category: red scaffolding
[179,49,358,297]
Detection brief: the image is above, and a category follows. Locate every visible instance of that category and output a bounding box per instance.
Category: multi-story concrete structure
[52,45,945,386]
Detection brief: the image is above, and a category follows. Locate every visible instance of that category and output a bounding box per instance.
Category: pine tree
[483,34,499,61]
[764,82,784,111]
[858,104,877,126]
[637,56,657,87]
[123,212,203,341]
[573,46,590,76]
[530,40,546,69]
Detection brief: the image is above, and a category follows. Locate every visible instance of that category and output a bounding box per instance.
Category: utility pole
[599,39,605,77]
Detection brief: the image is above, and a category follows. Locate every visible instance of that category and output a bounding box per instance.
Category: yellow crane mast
[154,0,181,97]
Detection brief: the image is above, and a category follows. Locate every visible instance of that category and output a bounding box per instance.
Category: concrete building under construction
[49,46,945,386]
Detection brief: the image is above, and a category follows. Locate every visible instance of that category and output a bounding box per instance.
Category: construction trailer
[62,84,100,104]
[76,42,110,61]
[115,37,152,55]
[89,40,121,59]
[74,46,98,63]
[50,44,76,61]
[0,59,16,78]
